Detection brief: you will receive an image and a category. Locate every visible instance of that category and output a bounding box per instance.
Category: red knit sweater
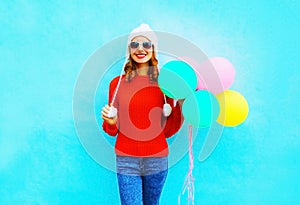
[102,75,184,157]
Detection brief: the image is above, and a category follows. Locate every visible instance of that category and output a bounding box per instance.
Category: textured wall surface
[1,0,299,204]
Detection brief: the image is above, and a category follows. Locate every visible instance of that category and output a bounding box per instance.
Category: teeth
[136,54,146,58]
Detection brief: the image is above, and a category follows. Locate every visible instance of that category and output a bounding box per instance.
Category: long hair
[124,45,159,83]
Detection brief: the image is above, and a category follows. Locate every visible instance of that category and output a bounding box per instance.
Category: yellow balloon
[216,90,249,126]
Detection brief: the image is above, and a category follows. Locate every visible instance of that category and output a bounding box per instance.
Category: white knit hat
[125,23,158,58]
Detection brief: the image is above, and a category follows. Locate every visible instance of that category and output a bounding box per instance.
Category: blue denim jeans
[116,156,168,205]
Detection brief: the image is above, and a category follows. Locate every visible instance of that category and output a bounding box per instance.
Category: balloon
[181,57,235,94]
[178,56,206,91]
[182,90,220,128]
[158,60,197,99]
[216,90,249,126]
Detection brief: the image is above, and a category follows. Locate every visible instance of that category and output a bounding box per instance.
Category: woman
[102,24,183,205]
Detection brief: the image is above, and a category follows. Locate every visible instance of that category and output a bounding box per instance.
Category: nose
[137,42,146,51]
[137,44,143,50]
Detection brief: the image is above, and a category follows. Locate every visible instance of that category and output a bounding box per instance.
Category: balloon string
[178,125,195,205]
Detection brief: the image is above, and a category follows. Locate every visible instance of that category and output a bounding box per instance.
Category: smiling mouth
[136,54,146,59]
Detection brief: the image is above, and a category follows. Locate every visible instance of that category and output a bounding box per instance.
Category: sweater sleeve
[163,97,184,138]
[102,76,121,136]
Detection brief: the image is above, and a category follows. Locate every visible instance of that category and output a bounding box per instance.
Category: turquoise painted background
[1,0,299,204]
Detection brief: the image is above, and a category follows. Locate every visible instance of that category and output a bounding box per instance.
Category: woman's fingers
[103,105,108,112]
[102,105,111,115]
[101,104,117,121]
[102,115,110,121]
[101,110,108,117]
[102,113,117,125]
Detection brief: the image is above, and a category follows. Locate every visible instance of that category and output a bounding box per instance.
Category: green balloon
[182,90,220,128]
[158,60,197,99]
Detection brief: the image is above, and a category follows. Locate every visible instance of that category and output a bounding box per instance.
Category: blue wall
[1,0,299,204]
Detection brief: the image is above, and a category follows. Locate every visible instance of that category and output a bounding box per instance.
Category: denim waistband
[116,156,168,176]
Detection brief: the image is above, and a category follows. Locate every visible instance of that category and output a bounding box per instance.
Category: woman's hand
[177,99,184,106]
[101,104,118,125]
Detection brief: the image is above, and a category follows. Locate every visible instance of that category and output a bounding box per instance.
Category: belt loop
[140,158,144,171]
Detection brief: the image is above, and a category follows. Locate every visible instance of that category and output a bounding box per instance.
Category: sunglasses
[130,41,152,49]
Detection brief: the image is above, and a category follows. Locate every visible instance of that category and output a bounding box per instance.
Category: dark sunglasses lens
[130,42,139,49]
[143,42,152,49]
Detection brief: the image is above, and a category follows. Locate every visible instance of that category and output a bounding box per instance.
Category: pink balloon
[178,57,206,90]
[179,57,235,94]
